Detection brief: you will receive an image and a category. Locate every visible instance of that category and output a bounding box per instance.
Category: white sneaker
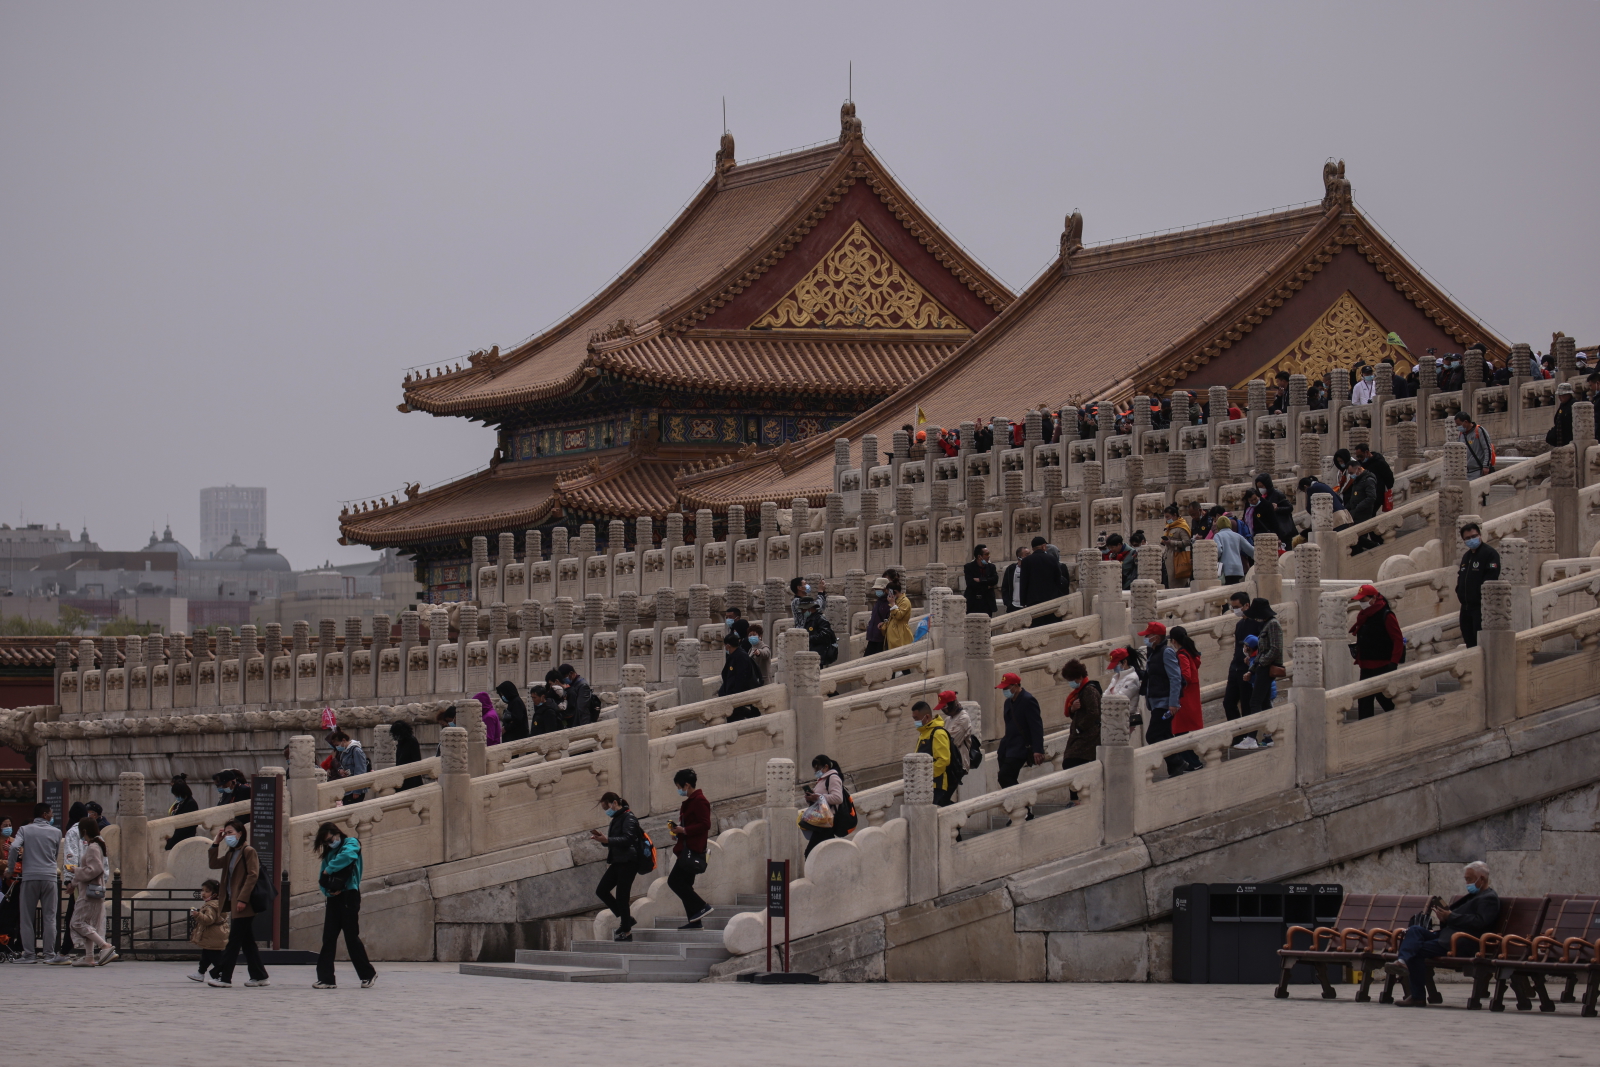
[1232,737,1259,750]
[206,976,232,988]
[47,954,74,965]
[95,947,119,966]
[244,977,269,987]
[360,974,377,989]
[188,972,206,983]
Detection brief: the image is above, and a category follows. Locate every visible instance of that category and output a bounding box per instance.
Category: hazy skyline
[3,2,1595,568]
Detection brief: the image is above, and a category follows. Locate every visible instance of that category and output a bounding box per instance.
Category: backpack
[967,734,984,768]
[921,726,966,790]
[833,775,858,836]
[635,828,657,876]
[249,863,277,914]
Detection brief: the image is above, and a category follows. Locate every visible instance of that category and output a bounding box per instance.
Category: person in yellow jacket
[911,700,959,806]
[884,577,914,649]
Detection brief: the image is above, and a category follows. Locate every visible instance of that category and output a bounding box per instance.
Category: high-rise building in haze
[199,486,265,560]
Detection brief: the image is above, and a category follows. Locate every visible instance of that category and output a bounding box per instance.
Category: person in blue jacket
[312,822,376,990]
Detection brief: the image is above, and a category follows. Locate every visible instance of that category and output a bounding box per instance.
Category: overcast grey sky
[3,1,1595,568]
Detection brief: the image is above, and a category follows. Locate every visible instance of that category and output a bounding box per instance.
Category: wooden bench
[1487,896,1600,1013]
[1274,894,1433,1001]
[1376,895,1540,1009]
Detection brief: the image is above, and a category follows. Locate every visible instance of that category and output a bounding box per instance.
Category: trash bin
[1172,883,1343,983]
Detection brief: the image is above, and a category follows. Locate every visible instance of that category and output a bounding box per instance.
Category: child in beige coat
[188,879,228,982]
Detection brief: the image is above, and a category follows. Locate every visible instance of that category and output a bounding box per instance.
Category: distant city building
[199,486,266,560]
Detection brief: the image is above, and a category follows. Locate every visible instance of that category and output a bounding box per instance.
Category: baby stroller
[0,879,23,961]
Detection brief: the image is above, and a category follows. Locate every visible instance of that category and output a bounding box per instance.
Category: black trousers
[596,863,638,931]
[197,947,223,976]
[1248,669,1276,714]
[803,824,837,857]
[1224,670,1257,742]
[1357,664,1399,719]
[1460,603,1482,648]
[216,914,268,983]
[1223,574,1246,585]
[996,755,1027,789]
[667,855,707,918]
[316,890,376,985]
[933,786,954,807]
[58,892,76,954]
[864,640,885,657]
[1028,613,1061,628]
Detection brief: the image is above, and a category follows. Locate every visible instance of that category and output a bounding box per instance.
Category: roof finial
[1060,211,1084,258]
[839,100,862,144]
[1321,158,1352,209]
[716,97,735,173]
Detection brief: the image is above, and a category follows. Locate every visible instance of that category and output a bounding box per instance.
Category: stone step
[570,939,728,960]
[734,893,767,907]
[516,948,718,978]
[652,915,735,930]
[460,961,625,983]
[632,926,727,945]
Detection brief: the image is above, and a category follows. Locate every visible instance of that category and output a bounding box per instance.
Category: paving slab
[6,961,1591,1066]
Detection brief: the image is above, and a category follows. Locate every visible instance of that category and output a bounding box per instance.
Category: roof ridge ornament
[716,130,735,174]
[1322,159,1352,210]
[1060,211,1084,259]
[839,100,863,144]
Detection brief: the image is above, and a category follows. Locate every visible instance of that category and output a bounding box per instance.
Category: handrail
[147,798,252,848]
[315,757,442,808]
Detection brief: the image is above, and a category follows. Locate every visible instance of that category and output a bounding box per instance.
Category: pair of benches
[1274,892,1600,1014]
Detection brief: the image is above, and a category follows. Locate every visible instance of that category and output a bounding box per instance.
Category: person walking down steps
[590,792,645,942]
[666,768,713,929]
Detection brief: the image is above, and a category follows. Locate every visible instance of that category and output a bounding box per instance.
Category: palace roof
[680,172,1505,511]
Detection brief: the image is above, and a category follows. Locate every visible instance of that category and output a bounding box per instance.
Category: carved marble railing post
[1246,378,1267,459]
[470,536,489,604]
[1549,446,1581,559]
[1290,637,1326,785]
[371,719,396,771]
[1319,591,1355,690]
[118,772,150,888]
[1136,544,1161,586]
[1478,581,1517,729]
[941,594,967,675]
[1098,692,1134,844]
[824,492,844,573]
[1293,543,1322,643]
[262,624,281,703]
[1252,533,1282,603]
[488,602,509,687]
[439,726,472,861]
[583,592,605,648]
[621,663,646,689]
[792,650,826,772]
[687,583,712,640]
[761,577,786,646]
[317,618,337,696]
[616,591,639,643]
[1524,507,1557,578]
[860,434,878,476]
[459,694,487,778]
[1097,560,1128,635]
[1077,547,1100,617]
[1165,452,1186,507]
[1122,455,1145,526]
[1299,433,1322,486]
[397,610,419,696]
[1393,420,1419,474]
[1498,537,1532,631]
[1310,493,1336,555]
[1130,579,1158,642]
[1190,538,1220,592]
[287,735,318,817]
[903,752,938,905]
[1208,442,1231,503]
[765,757,803,874]
[1438,483,1465,556]
[966,613,997,742]
[458,603,480,647]
[676,637,705,705]
[551,596,575,655]
[1442,441,1470,531]
[1415,356,1438,447]
[633,516,652,558]
[1287,373,1308,468]
[840,569,866,663]
[617,687,651,818]
[1255,439,1278,486]
[53,638,70,707]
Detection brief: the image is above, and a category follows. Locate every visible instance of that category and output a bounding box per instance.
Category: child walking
[188,879,227,982]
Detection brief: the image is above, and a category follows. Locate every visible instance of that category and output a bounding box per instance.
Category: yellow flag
[915,406,928,425]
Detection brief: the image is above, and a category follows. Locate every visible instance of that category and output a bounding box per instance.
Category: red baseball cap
[1137,621,1167,638]
[1351,584,1380,601]
[996,672,1022,689]
[1107,647,1129,665]
[935,690,959,710]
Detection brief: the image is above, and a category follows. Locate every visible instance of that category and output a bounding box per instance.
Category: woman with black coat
[495,680,530,742]
[589,792,644,942]
[963,544,999,615]
[389,721,424,791]
[1252,475,1296,545]
[166,776,200,849]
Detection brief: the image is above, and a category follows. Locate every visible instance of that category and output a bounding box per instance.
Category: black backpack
[833,773,858,836]
[920,727,966,789]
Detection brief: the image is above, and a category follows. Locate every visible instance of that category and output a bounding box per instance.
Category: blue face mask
[875,589,885,598]
[1068,679,1080,689]
[747,635,759,646]
[1464,537,1481,550]
[223,835,240,849]
[1,828,10,837]
[677,788,687,797]
[1465,883,1479,894]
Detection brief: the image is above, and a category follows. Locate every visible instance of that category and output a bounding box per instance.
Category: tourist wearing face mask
[1454,523,1501,648]
[1384,862,1501,1007]
[1438,353,1464,391]
[1350,363,1378,405]
[801,755,851,857]
[206,817,269,987]
[212,769,252,821]
[746,623,771,685]
[1105,647,1145,730]
[166,775,200,849]
[312,821,376,989]
[789,576,828,629]
[666,769,713,928]
[1221,592,1261,748]
[865,576,893,655]
[1347,584,1405,720]
[1059,660,1101,770]
[589,792,644,940]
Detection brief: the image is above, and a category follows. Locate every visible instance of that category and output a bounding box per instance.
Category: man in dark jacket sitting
[1385,861,1501,1007]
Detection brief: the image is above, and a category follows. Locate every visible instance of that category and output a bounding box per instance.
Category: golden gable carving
[753,221,967,331]
[1246,290,1398,386]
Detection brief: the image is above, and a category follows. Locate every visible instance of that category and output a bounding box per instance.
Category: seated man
[1384,861,1500,1006]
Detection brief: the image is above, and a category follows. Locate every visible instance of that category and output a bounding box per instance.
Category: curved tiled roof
[555,458,683,521]
[590,331,958,395]
[340,467,563,548]
[400,135,1011,419]
[677,205,1344,510]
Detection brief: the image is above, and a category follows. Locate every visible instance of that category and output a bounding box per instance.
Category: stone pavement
[6,961,1591,1066]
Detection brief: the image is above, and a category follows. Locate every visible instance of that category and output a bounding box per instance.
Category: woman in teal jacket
[312,822,377,989]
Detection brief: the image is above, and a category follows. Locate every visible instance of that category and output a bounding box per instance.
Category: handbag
[318,868,349,894]
[1268,664,1288,679]
[679,849,707,875]
[84,882,105,900]
[967,734,984,768]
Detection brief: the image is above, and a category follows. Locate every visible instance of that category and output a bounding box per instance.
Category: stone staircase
[459,898,765,983]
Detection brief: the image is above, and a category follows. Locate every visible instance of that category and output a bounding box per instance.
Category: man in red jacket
[1349,584,1405,719]
[667,768,713,928]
